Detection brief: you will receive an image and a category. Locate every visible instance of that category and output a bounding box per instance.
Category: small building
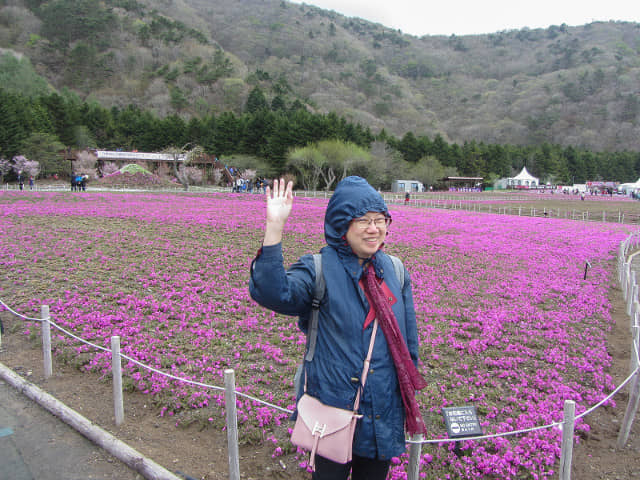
[391,179,424,193]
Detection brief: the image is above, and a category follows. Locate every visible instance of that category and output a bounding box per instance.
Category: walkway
[0,378,142,480]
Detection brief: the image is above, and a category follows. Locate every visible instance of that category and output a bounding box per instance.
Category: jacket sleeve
[401,267,420,368]
[249,243,315,317]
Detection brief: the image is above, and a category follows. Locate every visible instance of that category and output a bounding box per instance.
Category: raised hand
[263,178,293,246]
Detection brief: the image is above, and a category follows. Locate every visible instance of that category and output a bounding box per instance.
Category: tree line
[1,87,638,190]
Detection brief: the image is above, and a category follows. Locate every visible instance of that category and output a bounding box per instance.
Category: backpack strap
[304,253,325,362]
[388,254,405,290]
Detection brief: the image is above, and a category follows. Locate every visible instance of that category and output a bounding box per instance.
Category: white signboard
[96,151,186,162]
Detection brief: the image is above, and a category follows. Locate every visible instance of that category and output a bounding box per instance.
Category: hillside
[1,0,639,151]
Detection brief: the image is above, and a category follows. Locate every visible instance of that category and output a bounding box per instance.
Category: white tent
[506,167,539,189]
[619,178,640,194]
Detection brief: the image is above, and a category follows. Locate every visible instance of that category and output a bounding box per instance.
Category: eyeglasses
[352,216,391,230]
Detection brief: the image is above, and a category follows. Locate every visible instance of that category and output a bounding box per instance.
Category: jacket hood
[324,176,388,252]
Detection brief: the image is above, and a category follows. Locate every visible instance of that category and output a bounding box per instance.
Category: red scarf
[362,263,427,436]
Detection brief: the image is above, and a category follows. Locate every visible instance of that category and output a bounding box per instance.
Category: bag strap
[303,319,378,411]
[304,253,324,362]
[352,320,378,412]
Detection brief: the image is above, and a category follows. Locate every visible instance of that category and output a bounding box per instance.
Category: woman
[249,176,426,480]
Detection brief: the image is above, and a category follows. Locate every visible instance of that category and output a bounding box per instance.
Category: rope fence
[292,190,640,225]
[0,232,639,480]
[386,197,640,225]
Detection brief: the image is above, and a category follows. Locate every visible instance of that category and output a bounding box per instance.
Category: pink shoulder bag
[290,321,378,470]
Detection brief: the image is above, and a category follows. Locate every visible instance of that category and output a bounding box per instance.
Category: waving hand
[263,178,293,246]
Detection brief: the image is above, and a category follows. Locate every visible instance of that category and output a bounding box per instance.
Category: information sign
[442,406,482,438]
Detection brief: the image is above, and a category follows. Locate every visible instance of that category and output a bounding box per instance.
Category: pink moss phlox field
[0,191,633,479]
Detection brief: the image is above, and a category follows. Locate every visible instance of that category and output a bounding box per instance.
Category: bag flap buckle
[312,421,327,437]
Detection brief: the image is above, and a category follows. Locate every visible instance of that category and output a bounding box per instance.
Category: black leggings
[312,454,391,480]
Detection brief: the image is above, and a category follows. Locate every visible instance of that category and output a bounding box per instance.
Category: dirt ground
[569,286,640,480]
[1,283,639,480]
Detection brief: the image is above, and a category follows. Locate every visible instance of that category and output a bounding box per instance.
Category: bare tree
[12,155,40,178]
[0,158,12,184]
[165,144,205,191]
[74,150,99,179]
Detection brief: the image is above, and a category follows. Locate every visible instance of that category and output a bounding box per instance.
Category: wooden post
[618,246,625,284]
[627,272,636,315]
[111,336,124,426]
[558,400,576,480]
[631,326,639,376]
[41,305,52,379]
[224,369,240,480]
[617,369,640,448]
[622,262,630,301]
[407,434,423,480]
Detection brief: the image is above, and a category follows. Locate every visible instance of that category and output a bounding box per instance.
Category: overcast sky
[288,0,639,36]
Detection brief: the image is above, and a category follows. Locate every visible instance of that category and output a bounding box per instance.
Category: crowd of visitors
[232,177,268,193]
[71,174,88,191]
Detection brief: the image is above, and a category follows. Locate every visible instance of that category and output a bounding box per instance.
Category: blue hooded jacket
[249,176,419,460]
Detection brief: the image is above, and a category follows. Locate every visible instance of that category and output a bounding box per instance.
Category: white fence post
[617,369,640,448]
[627,271,636,315]
[631,326,639,377]
[622,263,630,301]
[407,434,423,480]
[224,369,240,480]
[41,305,52,379]
[111,336,124,426]
[558,400,576,480]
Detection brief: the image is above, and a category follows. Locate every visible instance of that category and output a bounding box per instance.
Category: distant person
[17,171,24,190]
[29,176,34,190]
[404,192,410,205]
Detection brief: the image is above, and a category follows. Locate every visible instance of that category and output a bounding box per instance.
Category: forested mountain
[1,0,639,153]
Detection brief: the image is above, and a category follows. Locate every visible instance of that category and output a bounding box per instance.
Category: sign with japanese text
[442,406,482,438]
